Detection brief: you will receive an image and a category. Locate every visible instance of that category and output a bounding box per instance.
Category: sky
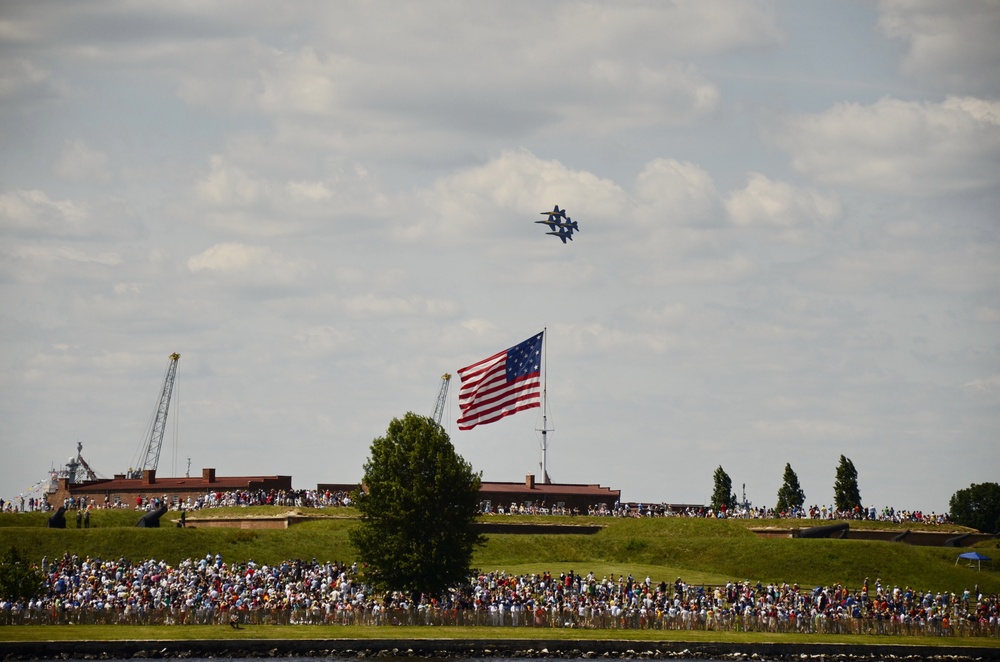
[1,1,998,515]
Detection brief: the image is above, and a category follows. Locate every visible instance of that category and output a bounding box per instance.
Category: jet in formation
[535,205,579,243]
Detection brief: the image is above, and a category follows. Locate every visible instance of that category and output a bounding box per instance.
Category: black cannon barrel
[136,504,169,528]
[794,522,849,539]
[47,506,67,529]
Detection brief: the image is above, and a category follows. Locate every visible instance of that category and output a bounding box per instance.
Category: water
[152,659,727,662]
[60,656,950,662]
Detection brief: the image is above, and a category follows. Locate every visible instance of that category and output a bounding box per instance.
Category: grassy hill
[1,508,997,595]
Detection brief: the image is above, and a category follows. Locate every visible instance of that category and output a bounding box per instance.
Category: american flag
[457,332,543,430]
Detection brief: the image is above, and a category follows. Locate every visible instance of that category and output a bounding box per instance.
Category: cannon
[47,506,67,528]
[136,504,169,528]
[793,522,849,539]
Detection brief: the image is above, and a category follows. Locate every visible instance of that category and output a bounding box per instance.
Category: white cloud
[341,294,460,319]
[0,189,88,235]
[556,61,720,133]
[285,180,333,202]
[258,47,341,116]
[186,242,310,284]
[0,58,61,101]
[113,282,143,296]
[726,173,841,230]
[12,245,121,266]
[190,150,389,238]
[293,325,356,355]
[540,1,782,59]
[795,241,1000,297]
[878,0,1000,94]
[415,149,626,242]
[635,159,722,224]
[963,375,1000,397]
[774,96,1000,195]
[175,39,269,113]
[196,155,266,208]
[53,139,113,184]
[150,3,774,143]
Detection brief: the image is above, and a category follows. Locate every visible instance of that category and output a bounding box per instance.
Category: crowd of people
[3,496,947,532]
[0,487,953,530]
[1,552,996,638]
[179,489,353,510]
[1,490,981,638]
[610,503,951,525]
[488,501,951,526]
[0,489,354,515]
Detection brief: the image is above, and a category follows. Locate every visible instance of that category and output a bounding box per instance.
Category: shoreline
[3,638,999,661]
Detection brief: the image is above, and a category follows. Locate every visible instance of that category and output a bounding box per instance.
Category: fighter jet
[535,204,579,243]
[546,226,574,243]
[539,205,568,220]
[538,217,579,235]
[536,215,567,229]
[535,205,579,232]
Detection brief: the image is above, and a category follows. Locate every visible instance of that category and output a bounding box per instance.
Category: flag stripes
[457,332,543,430]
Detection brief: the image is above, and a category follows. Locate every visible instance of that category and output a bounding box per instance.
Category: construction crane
[130,353,180,478]
[431,373,451,426]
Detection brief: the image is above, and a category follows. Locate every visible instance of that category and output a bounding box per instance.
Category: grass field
[2,623,999,648]
[1,507,997,596]
[1,509,998,647]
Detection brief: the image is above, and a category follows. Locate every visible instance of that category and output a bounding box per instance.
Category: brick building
[477,474,620,514]
[318,473,621,514]
[46,468,292,510]
[49,467,619,514]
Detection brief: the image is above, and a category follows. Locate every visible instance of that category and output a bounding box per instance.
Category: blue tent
[956,551,992,571]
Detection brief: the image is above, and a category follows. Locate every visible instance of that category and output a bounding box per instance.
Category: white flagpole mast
[537,327,553,484]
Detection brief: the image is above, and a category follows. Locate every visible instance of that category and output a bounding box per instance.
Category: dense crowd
[182,489,353,510]
[1,488,952,529]
[0,489,354,514]
[1,552,996,637]
[486,501,951,526]
[593,503,950,525]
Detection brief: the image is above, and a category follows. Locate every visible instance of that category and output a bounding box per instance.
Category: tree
[775,463,806,513]
[833,455,862,512]
[949,482,1000,534]
[710,465,737,513]
[349,412,484,600]
[0,546,44,603]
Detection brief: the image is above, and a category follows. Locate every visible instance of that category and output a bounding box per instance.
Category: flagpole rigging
[537,327,552,484]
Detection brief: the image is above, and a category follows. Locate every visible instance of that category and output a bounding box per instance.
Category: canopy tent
[956,551,992,571]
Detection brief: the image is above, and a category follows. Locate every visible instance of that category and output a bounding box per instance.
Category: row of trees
[711,455,863,514]
[711,460,1000,535]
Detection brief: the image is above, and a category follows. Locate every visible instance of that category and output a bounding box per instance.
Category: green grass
[1,624,997,648]
[0,506,355,529]
[728,517,974,532]
[1,509,997,596]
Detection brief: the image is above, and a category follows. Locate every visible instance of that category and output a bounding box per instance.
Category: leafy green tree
[775,463,806,513]
[710,465,737,513]
[949,482,1000,533]
[0,546,44,603]
[349,412,484,600]
[833,455,862,512]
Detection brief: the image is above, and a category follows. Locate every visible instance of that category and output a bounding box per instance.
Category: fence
[2,604,996,637]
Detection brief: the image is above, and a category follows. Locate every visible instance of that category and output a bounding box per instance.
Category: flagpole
[537,327,552,484]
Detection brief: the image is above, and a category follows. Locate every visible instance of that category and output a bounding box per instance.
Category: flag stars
[457,332,544,430]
